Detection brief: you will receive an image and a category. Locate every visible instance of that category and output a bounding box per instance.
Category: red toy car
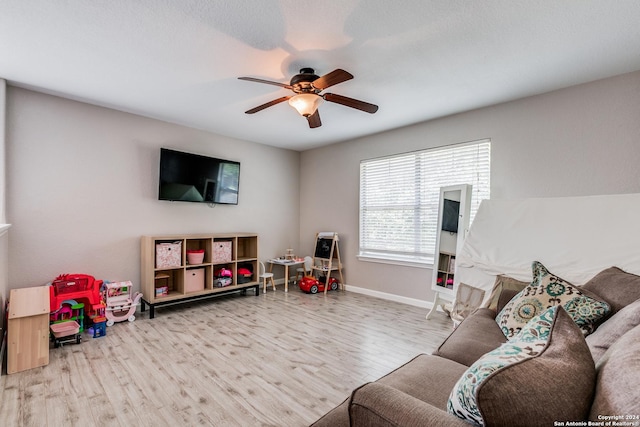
[299,276,339,294]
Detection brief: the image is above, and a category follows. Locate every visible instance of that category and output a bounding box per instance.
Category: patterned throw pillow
[448,306,596,426]
[496,261,610,339]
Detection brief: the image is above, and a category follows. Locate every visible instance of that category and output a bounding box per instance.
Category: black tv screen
[441,199,460,233]
[159,148,240,205]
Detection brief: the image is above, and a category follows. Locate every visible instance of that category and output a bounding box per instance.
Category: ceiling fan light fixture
[288,93,323,117]
[239,68,378,128]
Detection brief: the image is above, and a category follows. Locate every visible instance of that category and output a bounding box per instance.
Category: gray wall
[0,79,7,333]
[299,70,640,306]
[5,71,640,307]
[6,87,300,290]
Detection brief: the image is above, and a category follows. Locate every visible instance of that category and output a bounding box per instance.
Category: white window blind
[359,140,491,265]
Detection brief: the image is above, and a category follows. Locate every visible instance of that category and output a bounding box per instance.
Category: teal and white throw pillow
[448,305,596,426]
[496,261,610,339]
[448,306,556,425]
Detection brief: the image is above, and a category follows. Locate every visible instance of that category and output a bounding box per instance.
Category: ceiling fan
[238,68,378,128]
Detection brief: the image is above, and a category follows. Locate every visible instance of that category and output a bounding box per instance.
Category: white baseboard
[279,279,446,313]
[344,284,435,310]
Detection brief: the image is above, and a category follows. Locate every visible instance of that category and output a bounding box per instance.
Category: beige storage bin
[185,268,205,293]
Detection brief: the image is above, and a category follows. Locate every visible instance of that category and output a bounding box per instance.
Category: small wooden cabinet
[8,286,50,374]
[141,233,259,318]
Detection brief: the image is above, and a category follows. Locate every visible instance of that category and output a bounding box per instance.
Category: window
[359,140,490,266]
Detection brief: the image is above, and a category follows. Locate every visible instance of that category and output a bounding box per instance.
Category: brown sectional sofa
[312,267,640,426]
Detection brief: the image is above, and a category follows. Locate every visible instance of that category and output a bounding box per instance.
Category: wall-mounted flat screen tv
[441,199,460,233]
[159,148,240,205]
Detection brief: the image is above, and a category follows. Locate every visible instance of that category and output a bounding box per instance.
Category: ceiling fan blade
[324,93,379,114]
[244,96,291,114]
[238,76,292,90]
[306,110,322,128]
[312,69,353,90]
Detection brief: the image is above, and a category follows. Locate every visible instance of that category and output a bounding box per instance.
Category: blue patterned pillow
[496,261,610,339]
[448,306,596,426]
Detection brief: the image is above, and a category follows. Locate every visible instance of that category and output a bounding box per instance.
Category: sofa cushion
[586,297,640,362]
[433,308,507,367]
[484,275,529,313]
[581,266,640,313]
[590,323,640,420]
[496,261,611,339]
[448,306,596,427]
[310,354,468,427]
[376,354,469,410]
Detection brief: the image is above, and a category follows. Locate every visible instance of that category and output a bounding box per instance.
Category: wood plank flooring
[0,288,453,426]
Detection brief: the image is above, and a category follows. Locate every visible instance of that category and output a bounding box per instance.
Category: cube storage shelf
[141,233,260,318]
[435,252,456,290]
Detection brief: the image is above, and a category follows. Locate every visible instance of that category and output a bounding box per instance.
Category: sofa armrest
[433,308,506,366]
[349,382,470,427]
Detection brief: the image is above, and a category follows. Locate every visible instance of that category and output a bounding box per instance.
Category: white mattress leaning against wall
[454,193,640,311]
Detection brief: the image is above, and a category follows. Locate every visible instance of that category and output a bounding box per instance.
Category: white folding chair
[259,261,276,293]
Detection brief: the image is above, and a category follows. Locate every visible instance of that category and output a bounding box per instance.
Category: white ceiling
[2,1,640,151]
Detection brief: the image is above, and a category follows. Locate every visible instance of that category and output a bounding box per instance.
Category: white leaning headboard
[455,193,640,305]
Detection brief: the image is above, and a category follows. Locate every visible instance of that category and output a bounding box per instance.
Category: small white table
[268,258,304,292]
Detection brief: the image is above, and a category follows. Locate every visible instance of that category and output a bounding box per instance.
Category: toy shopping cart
[104,281,143,326]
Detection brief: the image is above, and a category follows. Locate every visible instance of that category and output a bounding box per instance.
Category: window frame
[358,139,491,267]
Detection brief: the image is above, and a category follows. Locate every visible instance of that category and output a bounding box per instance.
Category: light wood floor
[0,288,453,426]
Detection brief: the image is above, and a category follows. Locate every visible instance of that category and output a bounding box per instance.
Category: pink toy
[50,321,82,347]
[52,305,72,322]
[104,281,142,326]
[215,267,233,277]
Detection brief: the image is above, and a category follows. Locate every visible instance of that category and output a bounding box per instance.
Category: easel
[311,232,344,294]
